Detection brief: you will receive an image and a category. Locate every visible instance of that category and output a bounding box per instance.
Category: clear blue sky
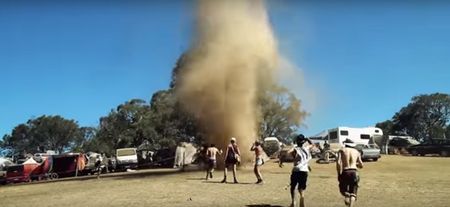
[1,1,449,138]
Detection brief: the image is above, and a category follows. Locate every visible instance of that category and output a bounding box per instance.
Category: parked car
[407,139,450,157]
[388,136,419,154]
[356,144,381,161]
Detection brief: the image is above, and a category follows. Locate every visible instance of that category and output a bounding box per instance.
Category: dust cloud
[176,0,280,163]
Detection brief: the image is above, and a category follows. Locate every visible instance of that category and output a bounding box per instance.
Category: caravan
[311,127,383,149]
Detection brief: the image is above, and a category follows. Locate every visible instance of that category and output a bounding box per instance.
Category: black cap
[296,134,306,144]
[343,139,354,144]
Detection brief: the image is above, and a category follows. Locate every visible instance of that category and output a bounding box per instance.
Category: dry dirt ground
[1,155,450,207]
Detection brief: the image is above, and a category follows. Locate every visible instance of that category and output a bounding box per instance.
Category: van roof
[264,137,279,142]
[116,148,137,151]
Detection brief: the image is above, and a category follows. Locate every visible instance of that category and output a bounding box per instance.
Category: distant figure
[336,139,364,207]
[221,137,241,184]
[323,140,331,163]
[250,141,265,184]
[205,144,222,180]
[95,154,103,179]
[101,153,108,173]
[324,140,330,150]
[289,134,313,207]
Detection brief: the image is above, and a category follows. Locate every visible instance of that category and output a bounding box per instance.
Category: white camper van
[311,127,383,149]
[116,148,138,170]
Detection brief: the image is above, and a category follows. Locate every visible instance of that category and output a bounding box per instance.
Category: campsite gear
[235,154,241,163]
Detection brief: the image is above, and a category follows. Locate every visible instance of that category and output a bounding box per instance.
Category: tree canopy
[377,93,450,142]
[257,85,308,143]
[1,115,83,154]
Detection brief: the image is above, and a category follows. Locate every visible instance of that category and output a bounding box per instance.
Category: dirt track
[1,155,450,207]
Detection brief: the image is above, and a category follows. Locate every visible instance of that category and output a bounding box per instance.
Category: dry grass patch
[1,156,450,207]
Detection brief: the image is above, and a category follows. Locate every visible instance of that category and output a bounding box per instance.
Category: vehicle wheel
[50,173,59,180]
[440,151,449,157]
[411,150,418,156]
[373,158,378,161]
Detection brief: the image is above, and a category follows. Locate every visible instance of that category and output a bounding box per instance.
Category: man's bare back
[336,145,364,207]
[337,147,363,173]
[207,147,221,160]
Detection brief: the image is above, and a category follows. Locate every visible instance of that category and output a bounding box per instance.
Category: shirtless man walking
[336,139,364,207]
[250,141,264,184]
[205,144,222,180]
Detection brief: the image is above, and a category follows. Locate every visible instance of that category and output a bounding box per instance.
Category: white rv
[311,127,383,150]
[116,148,138,170]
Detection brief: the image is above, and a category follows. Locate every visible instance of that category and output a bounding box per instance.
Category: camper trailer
[311,127,383,150]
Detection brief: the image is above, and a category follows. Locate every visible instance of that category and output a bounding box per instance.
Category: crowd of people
[200,135,364,207]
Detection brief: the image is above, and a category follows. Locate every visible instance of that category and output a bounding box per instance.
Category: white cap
[230,137,236,142]
[344,143,357,148]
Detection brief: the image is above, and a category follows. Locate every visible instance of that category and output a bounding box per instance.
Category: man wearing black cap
[336,139,364,207]
[289,134,313,207]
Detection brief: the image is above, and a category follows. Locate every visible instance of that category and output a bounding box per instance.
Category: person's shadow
[246,204,284,207]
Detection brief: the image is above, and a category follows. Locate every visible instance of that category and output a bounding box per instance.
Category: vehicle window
[400,139,409,145]
[117,149,136,156]
[375,130,380,133]
[361,134,371,139]
[330,131,338,140]
[340,130,349,136]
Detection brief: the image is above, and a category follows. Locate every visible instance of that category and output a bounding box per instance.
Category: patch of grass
[1,156,449,207]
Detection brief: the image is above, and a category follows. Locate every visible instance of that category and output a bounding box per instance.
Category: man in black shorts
[336,139,364,207]
[289,134,313,207]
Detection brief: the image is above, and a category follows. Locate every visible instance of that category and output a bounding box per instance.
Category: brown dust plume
[176,0,280,163]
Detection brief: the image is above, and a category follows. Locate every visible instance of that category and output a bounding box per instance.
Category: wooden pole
[75,156,79,177]
[182,151,186,171]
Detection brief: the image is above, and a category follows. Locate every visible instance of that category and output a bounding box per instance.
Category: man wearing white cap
[221,137,241,183]
[336,139,364,207]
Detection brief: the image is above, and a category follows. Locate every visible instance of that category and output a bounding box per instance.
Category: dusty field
[1,155,450,207]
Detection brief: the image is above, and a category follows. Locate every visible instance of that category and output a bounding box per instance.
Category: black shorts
[338,169,359,197]
[290,171,308,190]
[208,159,216,169]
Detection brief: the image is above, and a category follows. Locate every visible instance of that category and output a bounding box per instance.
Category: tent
[173,143,198,168]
